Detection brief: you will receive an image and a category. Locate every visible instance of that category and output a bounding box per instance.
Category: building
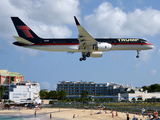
[118,91,160,102]
[0,70,24,84]
[57,81,128,96]
[9,81,40,103]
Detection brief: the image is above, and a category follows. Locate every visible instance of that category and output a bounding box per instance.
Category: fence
[40,102,160,114]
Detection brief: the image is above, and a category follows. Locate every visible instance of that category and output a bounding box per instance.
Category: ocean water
[0,114,67,120]
[0,114,39,120]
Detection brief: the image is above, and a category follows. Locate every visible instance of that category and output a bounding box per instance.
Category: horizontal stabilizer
[13,36,33,45]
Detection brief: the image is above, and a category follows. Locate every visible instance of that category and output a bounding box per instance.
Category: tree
[148,84,160,92]
[0,86,7,99]
[137,97,143,101]
[131,97,136,102]
[94,98,99,102]
[39,90,48,99]
[142,84,160,93]
[48,90,58,99]
[124,88,128,92]
[109,98,113,102]
[129,89,135,93]
[57,90,66,100]
[142,86,148,92]
[99,98,104,102]
[104,98,109,102]
[81,90,88,98]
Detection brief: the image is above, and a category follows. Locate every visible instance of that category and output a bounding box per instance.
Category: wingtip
[74,16,80,25]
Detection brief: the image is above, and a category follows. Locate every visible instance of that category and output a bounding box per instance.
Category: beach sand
[0,108,148,120]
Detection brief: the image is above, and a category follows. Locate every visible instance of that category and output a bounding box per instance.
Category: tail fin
[11,17,41,41]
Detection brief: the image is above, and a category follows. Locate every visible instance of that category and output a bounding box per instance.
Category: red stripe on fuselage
[111,43,152,45]
[15,42,152,46]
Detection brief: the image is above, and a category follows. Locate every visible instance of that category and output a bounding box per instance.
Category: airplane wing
[74,16,97,50]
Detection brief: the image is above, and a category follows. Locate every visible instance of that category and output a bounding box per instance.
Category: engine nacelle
[93,43,112,51]
[90,52,103,58]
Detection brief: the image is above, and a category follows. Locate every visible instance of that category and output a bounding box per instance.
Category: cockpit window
[141,40,149,43]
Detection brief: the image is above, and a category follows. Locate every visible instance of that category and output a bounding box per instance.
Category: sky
[0,0,160,90]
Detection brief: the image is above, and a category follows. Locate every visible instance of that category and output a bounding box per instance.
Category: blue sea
[0,114,40,120]
[0,114,67,120]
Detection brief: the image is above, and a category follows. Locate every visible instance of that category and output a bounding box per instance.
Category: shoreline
[0,108,149,120]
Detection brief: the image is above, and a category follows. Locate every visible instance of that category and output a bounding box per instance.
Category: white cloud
[150,69,157,76]
[40,81,50,89]
[84,2,160,37]
[0,0,80,56]
[0,0,80,39]
[10,0,80,25]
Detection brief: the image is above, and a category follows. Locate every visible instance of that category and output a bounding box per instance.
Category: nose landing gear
[136,50,140,58]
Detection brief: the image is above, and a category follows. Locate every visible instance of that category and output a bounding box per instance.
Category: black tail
[11,17,41,42]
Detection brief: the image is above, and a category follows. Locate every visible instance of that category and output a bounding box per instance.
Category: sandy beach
[0,108,149,120]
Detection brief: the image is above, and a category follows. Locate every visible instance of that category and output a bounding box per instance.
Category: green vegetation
[81,90,88,98]
[0,86,7,99]
[142,84,160,92]
[39,90,66,100]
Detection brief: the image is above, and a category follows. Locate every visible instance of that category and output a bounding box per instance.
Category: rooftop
[0,70,23,77]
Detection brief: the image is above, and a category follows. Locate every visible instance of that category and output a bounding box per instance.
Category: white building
[118,91,160,102]
[9,82,40,103]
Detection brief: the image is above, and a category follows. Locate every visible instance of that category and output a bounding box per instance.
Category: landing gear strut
[136,50,140,58]
[79,52,90,61]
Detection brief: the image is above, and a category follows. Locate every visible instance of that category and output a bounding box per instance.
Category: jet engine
[90,52,103,58]
[93,43,112,51]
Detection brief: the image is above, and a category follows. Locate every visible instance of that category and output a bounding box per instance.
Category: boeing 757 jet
[11,16,154,61]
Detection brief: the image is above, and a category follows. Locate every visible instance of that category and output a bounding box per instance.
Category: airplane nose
[150,45,154,49]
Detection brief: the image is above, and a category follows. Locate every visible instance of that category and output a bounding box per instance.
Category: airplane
[11,16,154,61]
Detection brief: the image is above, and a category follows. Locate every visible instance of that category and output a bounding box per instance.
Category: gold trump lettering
[118,39,139,42]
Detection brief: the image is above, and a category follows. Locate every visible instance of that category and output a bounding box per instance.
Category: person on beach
[142,108,145,118]
[73,114,75,118]
[152,110,158,119]
[112,110,114,118]
[105,110,107,114]
[116,111,118,116]
[50,113,52,120]
[34,110,36,117]
[126,112,129,120]
[148,112,151,120]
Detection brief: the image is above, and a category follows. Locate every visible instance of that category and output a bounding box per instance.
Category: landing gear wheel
[136,55,139,58]
[86,53,90,57]
[79,58,83,61]
[83,57,86,60]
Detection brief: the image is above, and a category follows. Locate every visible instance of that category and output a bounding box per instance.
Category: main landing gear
[136,50,140,58]
[79,52,90,61]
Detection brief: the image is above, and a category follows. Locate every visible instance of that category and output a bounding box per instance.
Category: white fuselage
[24,43,154,52]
